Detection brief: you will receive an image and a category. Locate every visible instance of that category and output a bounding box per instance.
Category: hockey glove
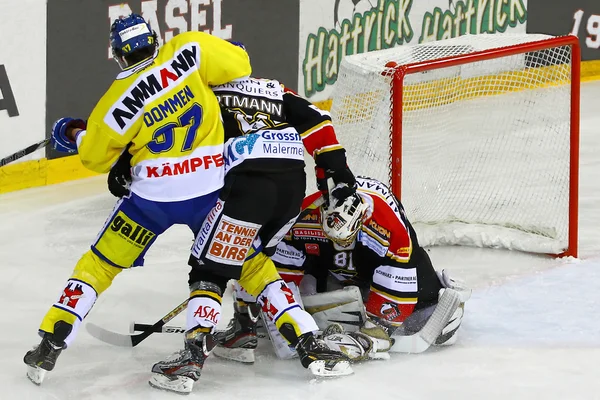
[51,117,86,153]
[108,146,133,198]
[316,166,357,207]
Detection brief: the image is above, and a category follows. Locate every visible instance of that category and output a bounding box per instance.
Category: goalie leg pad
[302,286,367,332]
[433,270,470,346]
[437,269,472,302]
[322,332,369,361]
[434,302,464,346]
[389,288,462,353]
[322,322,391,361]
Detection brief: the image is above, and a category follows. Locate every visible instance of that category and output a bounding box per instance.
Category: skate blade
[149,373,194,395]
[368,352,391,361]
[212,346,255,364]
[308,360,353,377]
[26,365,47,385]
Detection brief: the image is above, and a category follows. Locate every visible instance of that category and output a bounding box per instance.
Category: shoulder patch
[366,219,391,240]
[301,210,321,223]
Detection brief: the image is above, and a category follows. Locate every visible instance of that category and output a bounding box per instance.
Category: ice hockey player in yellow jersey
[23,14,250,389]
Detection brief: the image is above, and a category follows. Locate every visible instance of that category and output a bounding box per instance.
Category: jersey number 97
[147,103,203,154]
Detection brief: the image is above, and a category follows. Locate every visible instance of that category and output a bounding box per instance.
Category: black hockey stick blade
[85,298,189,347]
[0,139,50,168]
[132,323,186,334]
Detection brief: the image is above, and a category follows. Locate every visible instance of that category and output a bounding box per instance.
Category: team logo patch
[305,243,320,255]
[380,302,401,321]
[301,211,320,223]
[110,211,155,248]
[53,279,97,320]
[259,294,278,321]
[368,220,391,240]
[293,228,327,240]
[280,282,295,304]
[194,305,220,325]
[206,215,260,265]
[59,282,84,308]
[326,211,346,230]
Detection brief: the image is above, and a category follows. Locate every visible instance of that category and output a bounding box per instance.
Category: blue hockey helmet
[110,14,158,70]
[229,40,246,51]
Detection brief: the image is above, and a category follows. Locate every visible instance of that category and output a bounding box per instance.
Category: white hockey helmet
[321,193,369,247]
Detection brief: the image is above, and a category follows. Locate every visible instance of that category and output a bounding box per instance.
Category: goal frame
[387,35,581,258]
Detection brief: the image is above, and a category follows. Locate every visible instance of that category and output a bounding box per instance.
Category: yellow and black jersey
[75,31,251,201]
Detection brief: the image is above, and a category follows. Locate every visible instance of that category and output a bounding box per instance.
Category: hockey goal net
[330,34,580,257]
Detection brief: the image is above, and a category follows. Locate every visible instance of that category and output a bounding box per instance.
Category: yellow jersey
[75,32,251,201]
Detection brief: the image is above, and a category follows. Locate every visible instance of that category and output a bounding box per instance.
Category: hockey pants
[38,191,219,346]
[187,170,319,341]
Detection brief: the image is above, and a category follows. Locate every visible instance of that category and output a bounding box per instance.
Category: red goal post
[330,34,580,258]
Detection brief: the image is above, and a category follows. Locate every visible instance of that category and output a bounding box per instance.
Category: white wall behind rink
[0,0,47,162]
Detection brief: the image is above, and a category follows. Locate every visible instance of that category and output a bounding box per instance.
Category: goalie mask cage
[330,34,580,257]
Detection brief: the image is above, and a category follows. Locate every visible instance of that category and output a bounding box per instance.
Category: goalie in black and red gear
[268,176,471,360]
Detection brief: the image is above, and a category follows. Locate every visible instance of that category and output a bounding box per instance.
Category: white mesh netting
[328,34,575,254]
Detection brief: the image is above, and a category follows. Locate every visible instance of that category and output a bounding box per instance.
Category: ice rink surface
[1,81,600,400]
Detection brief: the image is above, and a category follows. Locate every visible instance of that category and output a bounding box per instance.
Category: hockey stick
[85,298,189,347]
[131,290,463,354]
[0,139,50,168]
[131,323,186,334]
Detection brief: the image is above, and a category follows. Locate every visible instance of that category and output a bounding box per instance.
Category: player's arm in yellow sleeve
[67,103,137,174]
[73,120,131,174]
[185,32,251,85]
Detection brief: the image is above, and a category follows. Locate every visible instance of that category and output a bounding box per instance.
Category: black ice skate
[24,321,72,385]
[213,302,261,363]
[149,326,215,394]
[280,323,353,377]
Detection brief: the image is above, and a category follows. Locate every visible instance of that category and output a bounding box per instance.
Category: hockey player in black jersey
[107,44,358,392]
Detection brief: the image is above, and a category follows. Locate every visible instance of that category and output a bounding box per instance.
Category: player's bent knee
[187,265,229,294]
[72,250,123,295]
[238,252,281,297]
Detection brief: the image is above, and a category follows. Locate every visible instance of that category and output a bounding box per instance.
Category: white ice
[2,81,600,400]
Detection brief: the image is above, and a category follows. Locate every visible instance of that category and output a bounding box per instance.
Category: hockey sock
[186,281,223,332]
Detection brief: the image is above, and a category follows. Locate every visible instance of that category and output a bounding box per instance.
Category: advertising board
[299,0,528,102]
[528,0,600,61]
[0,0,47,162]
[46,0,299,159]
